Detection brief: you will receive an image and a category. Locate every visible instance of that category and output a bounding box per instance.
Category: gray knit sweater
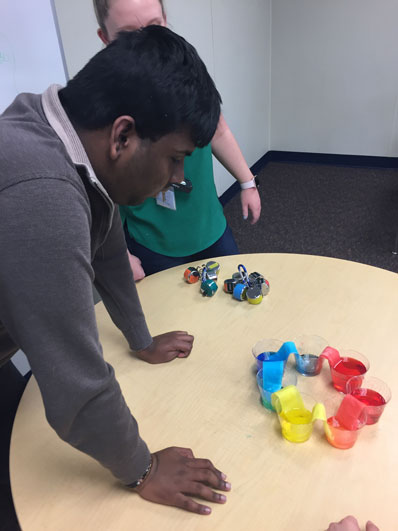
[0,85,153,484]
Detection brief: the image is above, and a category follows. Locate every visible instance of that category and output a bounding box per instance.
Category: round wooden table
[10,254,398,530]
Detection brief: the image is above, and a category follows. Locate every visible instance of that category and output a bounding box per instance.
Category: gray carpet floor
[224,162,398,274]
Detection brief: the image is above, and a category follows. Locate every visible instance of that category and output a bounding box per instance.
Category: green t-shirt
[120,145,226,257]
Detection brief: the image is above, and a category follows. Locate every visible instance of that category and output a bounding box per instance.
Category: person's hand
[135,331,194,364]
[127,252,145,281]
[136,447,231,515]
[240,187,261,224]
[326,515,379,531]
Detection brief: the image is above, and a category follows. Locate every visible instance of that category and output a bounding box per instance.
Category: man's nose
[170,166,185,184]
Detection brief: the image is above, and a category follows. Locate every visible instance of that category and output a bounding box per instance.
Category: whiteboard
[0,0,67,113]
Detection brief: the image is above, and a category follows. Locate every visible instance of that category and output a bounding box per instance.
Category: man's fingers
[366,522,379,531]
[172,331,193,338]
[187,458,229,485]
[175,493,212,515]
[190,469,231,491]
[178,335,194,348]
[174,447,195,458]
[326,516,360,531]
[164,342,192,358]
[184,481,227,504]
[135,350,178,364]
[248,198,261,224]
[158,350,189,363]
[159,331,194,342]
[186,457,218,470]
[250,206,261,224]
[171,339,194,352]
[339,516,359,527]
[157,332,194,353]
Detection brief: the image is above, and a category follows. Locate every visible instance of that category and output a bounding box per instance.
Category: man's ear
[109,116,137,160]
[97,28,109,45]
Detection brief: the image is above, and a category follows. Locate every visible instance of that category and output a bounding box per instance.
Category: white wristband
[240,177,256,190]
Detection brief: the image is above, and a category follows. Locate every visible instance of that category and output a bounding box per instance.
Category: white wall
[270,0,398,157]
[166,0,271,194]
[0,0,67,113]
[53,0,271,195]
[53,0,101,78]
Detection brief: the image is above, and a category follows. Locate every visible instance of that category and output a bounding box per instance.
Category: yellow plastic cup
[272,386,326,443]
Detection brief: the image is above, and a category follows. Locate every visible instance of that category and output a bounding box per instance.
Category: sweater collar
[41,84,113,206]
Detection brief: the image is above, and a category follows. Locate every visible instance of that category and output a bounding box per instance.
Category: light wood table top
[11,254,398,530]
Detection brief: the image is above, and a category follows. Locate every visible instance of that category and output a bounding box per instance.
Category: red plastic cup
[346,375,391,425]
[329,350,369,393]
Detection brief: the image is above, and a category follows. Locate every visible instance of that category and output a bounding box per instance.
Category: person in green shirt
[94,0,262,279]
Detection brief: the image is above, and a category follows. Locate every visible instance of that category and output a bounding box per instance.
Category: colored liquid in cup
[351,388,387,425]
[331,357,367,392]
[255,351,286,371]
[279,408,313,443]
[257,351,276,362]
[296,353,322,376]
[325,416,359,449]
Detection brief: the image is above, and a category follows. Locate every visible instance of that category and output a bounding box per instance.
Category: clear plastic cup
[324,394,367,449]
[252,339,284,371]
[273,391,318,443]
[345,375,391,425]
[256,367,297,411]
[330,350,369,393]
[293,335,329,376]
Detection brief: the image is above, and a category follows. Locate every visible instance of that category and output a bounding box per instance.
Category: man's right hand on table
[135,331,194,364]
[135,447,231,515]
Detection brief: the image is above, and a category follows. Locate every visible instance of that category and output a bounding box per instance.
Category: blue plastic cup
[256,367,298,411]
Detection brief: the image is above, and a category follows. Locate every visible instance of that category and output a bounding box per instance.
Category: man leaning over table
[0,27,230,515]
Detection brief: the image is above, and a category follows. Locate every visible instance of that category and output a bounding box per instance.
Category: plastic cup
[330,350,369,393]
[274,392,317,443]
[325,416,361,449]
[252,339,283,371]
[256,367,297,411]
[324,395,367,449]
[293,335,329,376]
[346,375,391,425]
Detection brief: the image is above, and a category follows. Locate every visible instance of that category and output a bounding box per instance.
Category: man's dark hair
[59,26,221,147]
